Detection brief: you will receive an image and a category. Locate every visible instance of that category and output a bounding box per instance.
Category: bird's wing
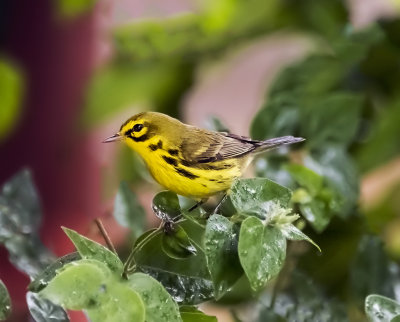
[179,129,257,164]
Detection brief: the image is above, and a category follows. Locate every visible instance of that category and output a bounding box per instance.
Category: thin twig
[95,218,117,255]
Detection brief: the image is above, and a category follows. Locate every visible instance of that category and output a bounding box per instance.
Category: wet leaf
[138,267,213,305]
[40,259,111,310]
[162,225,197,260]
[114,181,146,238]
[238,217,286,291]
[180,210,208,246]
[0,169,55,277]
[127,273,181,322]
[0,280,11,320]
[27,292,69,322]
[204,215,243,298]
[86,283,145,322]
[152,191,181,222]
[304,146,359,218]
[0,169,42,235]
[280,224,321,252]
[133,226,213,304]
[350,236,400,306]
[257,271,348,322]
[29,252,81,292]
[254,155,295,190]
[228,178,292,219]
[39,257,145,322]
[62,227,123,273]
[180,306,217,322]
[365,295,400,322]
[3,234,54,277]
[299,198,333,233]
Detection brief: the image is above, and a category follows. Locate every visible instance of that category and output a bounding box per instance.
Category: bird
[103,112,304,208]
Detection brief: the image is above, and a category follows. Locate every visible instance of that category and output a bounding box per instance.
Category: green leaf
[29,252,81,292]
[162,225,197,260]
[133,227,213,304]
[280,224,321,252]
[114,181,146,238]
[138,267,213,305]
[238,217,286,291]
[0,280,11,320]
[180,306,217,322]
[284,164,323,196]
[204,215,243,298]
[40,258,145,322]
[3,234,54,277]
[254,155,295,190]
[86,283,145,322]
[301,93,363,148]
[228,178,292,219]
[304,146,359,218]
[256,270,348,321]
[152,191,181,222]
[0,58,23,142]
[333,23,385,64]
[40,259,112,310]
[251,95,300,140]
[27,292,69,322]
[299,198,333,233]
[127,273,181,322]
[365,295,400,322]
[392,315,400,322]
[356,98,400,172]
[0,169,55,277]
[1,169,42,234]
[62,227,123,273]
[268,55,345,100]
[350,236,400,306]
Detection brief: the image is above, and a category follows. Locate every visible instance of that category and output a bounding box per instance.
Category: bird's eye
[133,124,144,132]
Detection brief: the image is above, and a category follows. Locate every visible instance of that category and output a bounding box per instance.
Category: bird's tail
[254,136,305,153]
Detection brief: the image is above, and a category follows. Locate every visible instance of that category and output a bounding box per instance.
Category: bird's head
[103,112,181,148]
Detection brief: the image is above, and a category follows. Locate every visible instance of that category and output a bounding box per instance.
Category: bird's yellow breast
[126,135,244,198]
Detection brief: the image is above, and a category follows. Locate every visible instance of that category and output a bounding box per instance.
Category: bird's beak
[102,133,123,143]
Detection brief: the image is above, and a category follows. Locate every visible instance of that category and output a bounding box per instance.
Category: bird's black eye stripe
[133,124,144,132]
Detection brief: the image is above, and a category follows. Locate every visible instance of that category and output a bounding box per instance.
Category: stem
[212,192,227,216]
[123,224,163,278]
[95,218,117,255]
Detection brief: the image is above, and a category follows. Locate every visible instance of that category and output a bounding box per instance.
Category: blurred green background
[1,0,400,321]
